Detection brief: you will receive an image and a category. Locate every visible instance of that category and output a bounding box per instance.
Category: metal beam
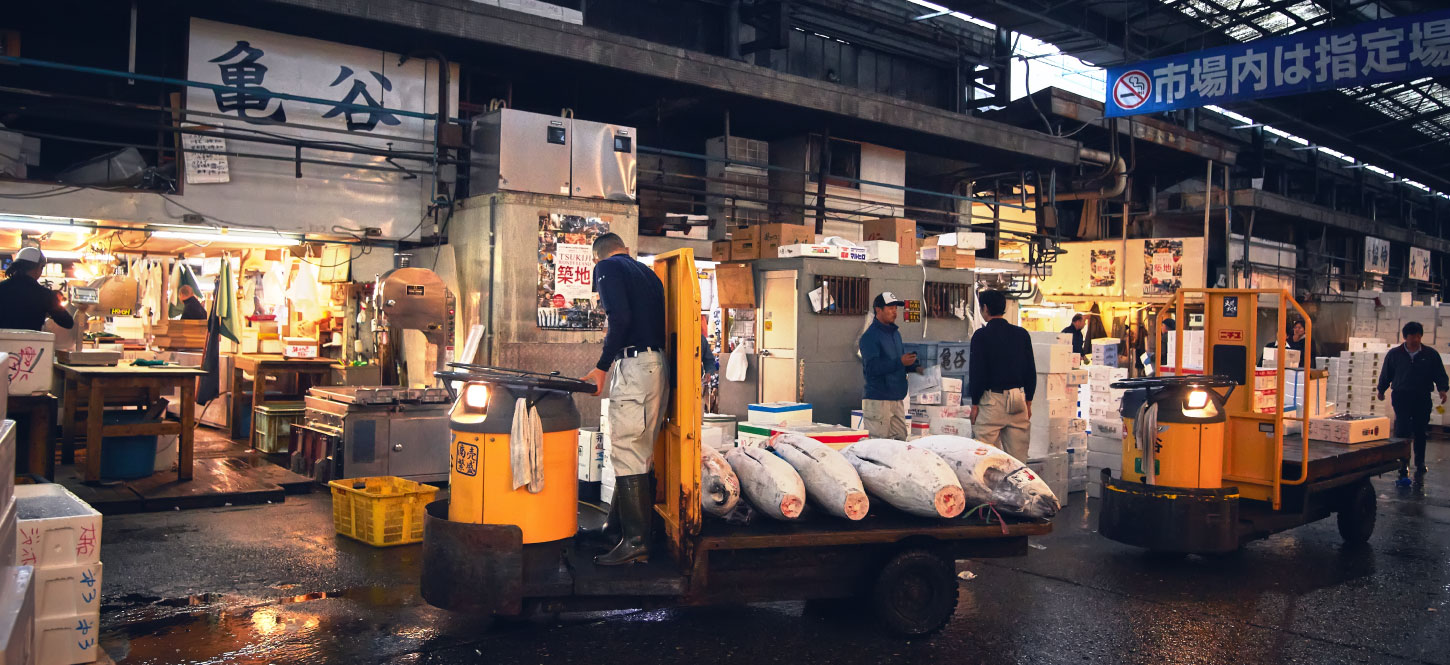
[255,0,1081,165]
[1161,188,1450,254]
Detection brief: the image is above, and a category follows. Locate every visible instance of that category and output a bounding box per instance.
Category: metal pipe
[486,196,498,365]
[1055,156,1126,201]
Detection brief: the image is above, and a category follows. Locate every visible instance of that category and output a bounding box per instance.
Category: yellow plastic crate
[328,476,439,547]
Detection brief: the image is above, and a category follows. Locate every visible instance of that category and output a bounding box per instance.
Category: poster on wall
[1364,237,1390,275]
[1143,239,1184,295]
[538,213,611,330]
[1409,247,1431,282]
[1090,249,1117,287]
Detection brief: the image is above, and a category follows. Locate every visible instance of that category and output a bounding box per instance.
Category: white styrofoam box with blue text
[31,563,100,621]
[34,612,97,665]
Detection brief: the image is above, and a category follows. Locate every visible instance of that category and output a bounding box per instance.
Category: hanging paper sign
[538,213,609,330]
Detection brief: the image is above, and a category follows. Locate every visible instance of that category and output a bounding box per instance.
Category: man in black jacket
[968,290,1036,461]
[1377,321,1448,481]
[1061,313,1086,355]
[0,247,74,331]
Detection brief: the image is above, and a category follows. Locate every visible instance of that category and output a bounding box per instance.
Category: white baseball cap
[13,247,45,264]
[874,291,906,308]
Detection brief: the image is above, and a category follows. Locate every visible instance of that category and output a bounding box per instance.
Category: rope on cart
[961,502,1008,534]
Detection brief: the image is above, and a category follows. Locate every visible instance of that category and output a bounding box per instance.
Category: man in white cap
[859,291,918,439]
[0,247,74,332]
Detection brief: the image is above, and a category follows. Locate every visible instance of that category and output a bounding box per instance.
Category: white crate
[0,331,53,395]
[34,612,97,665]
[31,563,100,622]
[0,566,34,665]
[1033,343,1073,374]
[14,486,101,568]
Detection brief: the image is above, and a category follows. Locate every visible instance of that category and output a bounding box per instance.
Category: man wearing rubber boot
[582,233,668,566]
[1377,321,1448,485]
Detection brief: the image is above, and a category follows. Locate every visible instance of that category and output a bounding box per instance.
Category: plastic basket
[254,401,305,454]
[328,476,439,547]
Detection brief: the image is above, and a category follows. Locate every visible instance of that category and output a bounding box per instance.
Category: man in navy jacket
[860,292,919,439]
[1377,320,1448,482]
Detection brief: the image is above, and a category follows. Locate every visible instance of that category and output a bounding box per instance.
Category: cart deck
[1280,437,1409,483]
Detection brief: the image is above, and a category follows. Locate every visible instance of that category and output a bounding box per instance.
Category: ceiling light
[152,230,300,246]
[0,216,89,234]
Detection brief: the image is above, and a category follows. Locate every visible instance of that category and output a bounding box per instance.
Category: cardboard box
[711,240,732,262]
[920,235,975,269]
[862,218,918,263]
[739,223,813,259]
[715,262,756,308]
[1308,414,1391,444]
[282,337,319,359]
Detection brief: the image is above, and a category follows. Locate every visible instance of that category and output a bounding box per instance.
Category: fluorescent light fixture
[0,216,89,234]
[42,250,114,261]
[152,230,300,246]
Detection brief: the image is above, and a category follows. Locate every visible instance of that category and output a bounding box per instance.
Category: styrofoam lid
[0,329,55,341]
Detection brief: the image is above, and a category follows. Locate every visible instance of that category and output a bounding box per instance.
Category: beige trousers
[862,399,909,440]
[974,388,1031,461]
[607,351,669,476]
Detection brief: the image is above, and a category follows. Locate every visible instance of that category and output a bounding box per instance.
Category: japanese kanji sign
[553,244,595,301]
[1105,10,1450,117]
[1410,247,1431,281]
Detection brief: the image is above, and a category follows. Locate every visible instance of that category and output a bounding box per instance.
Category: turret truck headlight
[464,382,490,410]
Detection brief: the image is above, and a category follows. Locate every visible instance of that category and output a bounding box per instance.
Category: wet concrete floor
[98,438,1449,664]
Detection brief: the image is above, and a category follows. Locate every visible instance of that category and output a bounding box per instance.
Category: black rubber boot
[596,474,651,566]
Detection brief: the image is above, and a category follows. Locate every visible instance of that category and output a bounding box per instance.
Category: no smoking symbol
[1114,70,1151,110]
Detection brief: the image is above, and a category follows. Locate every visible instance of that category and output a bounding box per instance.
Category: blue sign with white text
[1105,10,1450,117]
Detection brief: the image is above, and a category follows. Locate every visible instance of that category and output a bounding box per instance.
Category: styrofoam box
[0,566,35,665]
[930,417,972,438]
[1087,435,1122,454]
[1066,369,1089,386]
[777,243,834,258]
[1029,331,1072,345]
[1027,452,1069,502]
[1087,450,1123,472]
[1035,373,1069,402]
[0,501,12,569]
[34,612,97,665]
[943,392,962,407]
[32,563,100,621]
[940,377,963,394]
[0,423,12,517]
[1033,343,1072,374]
[1091,418,1125,438]
[910,391,943,405]
[1088,365,1129,382]
[747,402,812,425]
[862,240,899,263]
[14,486,101,568]
[0,354,7,422]
[1028,427,1068,459]
[0,331,54,395]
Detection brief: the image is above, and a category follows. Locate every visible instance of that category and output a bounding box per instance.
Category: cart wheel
[870,549,958,637]
[1337,479,1377,545]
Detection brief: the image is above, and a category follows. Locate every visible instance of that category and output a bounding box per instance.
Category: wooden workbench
[228,354,338,445]
[55,363,206,483]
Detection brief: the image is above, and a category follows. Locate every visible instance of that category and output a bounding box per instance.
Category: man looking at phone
[860,292,919,439]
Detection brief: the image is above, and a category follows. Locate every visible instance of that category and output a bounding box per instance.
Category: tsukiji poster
[538,213,611,330]
[1144,239,1184,295]
[1090,249,1117,287]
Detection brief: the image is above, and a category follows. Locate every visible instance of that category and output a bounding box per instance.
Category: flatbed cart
[420,249,1052,636]
[1098,289,1408,554]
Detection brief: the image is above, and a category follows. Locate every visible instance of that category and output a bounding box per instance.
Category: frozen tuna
[701,446,742,517]
[914,435,1060,520]
[768,432,869,520]
[840,439,965,518]
[726,445,806,521]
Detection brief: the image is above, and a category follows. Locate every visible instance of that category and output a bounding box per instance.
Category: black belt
[988,387,1024,394]
[620,346,662,359]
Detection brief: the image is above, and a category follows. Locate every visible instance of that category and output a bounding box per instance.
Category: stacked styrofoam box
[0,422,14,570]
[1028,335,1082,461]
[0,565,35,665]
[1026,453,1069,505]
[577,428,608,482]
[599,399,616,503]
[1338,347,1392,418]
[14,485,102,665]
[1164,330,1205,372]
[1085,365,1128,498]
[1089,337,1120,368]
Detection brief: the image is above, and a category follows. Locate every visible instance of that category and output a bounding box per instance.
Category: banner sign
[1105,10,1450,117]
[538,213,610,330]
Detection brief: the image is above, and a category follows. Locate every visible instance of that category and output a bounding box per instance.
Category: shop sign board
[186,19,458,238]
[1106,10,1450,117]
[1409,246,1431,281]
[1365,237,1390,275]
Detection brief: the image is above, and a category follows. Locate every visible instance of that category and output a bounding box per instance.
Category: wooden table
[228,354,338,446]
[6,393,57,479]
[55,363,206,483]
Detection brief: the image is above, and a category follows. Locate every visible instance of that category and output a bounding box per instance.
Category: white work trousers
[607,351,670,476]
